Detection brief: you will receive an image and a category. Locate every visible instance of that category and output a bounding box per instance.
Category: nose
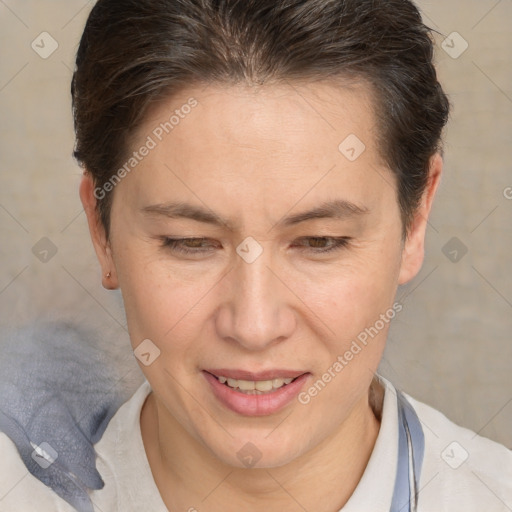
[215,241,296,352]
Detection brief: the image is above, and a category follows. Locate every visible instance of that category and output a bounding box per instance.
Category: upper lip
[204,369,308,381]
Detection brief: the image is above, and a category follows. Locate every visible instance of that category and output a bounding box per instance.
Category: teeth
[238,380,255,391]
[216,375,296,393]
[255,380,273,392]
[272,378,284,388]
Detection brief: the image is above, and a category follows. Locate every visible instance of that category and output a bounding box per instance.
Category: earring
[105,271,111,279]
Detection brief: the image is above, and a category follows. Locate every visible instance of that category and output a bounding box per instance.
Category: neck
[141,380,382,512]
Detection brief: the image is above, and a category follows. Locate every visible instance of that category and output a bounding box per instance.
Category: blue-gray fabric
[0,322,129,512]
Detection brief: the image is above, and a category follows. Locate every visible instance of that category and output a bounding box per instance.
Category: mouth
[206,372,301,395]
[202,369,310,416]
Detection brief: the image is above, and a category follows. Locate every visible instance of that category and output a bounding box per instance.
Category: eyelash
[161,236,352,255]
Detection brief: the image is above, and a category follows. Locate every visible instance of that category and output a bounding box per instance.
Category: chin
[207,431,308,470]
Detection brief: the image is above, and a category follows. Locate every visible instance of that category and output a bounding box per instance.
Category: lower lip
[203,371,310,417]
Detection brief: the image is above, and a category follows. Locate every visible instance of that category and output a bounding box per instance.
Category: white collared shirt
[1,376,511,511]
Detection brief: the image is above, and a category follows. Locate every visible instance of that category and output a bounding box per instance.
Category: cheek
[300,276,394,384]
[296,250,400,339]
[294,245,401,388]
[112,241,194,348]
[121,268,202,349]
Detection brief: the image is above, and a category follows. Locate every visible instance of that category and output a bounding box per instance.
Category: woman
[1,0,511,511]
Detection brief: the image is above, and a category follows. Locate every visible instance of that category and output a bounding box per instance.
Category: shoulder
[89,379,169,511]
[404,392,512,512]
[0,432,75,511]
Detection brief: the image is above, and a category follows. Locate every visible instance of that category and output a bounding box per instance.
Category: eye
[292,236,352,254]
[161,237,217,255]
[160,236,351,256]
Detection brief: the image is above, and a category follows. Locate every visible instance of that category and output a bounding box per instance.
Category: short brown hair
[71,0,450,239]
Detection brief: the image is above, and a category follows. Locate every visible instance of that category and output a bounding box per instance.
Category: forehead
[122,80,395,229]
[141,79,379,157]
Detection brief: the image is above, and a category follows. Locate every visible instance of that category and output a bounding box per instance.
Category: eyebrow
[141,198,369,231]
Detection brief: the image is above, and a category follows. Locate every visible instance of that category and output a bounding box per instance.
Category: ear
[79,173,119,290]
[398,153,443,285]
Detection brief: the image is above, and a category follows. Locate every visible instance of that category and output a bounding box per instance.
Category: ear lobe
[398,153,443,286]
[79,173,119,290]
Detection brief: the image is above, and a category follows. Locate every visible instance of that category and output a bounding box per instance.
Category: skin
[80,80,442,512]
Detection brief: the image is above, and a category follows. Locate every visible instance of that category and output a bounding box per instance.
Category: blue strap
[390,390,425,512]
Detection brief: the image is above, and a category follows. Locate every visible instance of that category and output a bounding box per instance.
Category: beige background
[0,0,511,448]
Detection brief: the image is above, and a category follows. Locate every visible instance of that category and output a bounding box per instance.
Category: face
[81,80,438,469]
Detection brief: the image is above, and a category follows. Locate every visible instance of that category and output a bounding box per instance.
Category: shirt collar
[340,374,399,511]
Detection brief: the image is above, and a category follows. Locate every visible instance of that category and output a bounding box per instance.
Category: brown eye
[294,237,351,254]
[162,237,216,255]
